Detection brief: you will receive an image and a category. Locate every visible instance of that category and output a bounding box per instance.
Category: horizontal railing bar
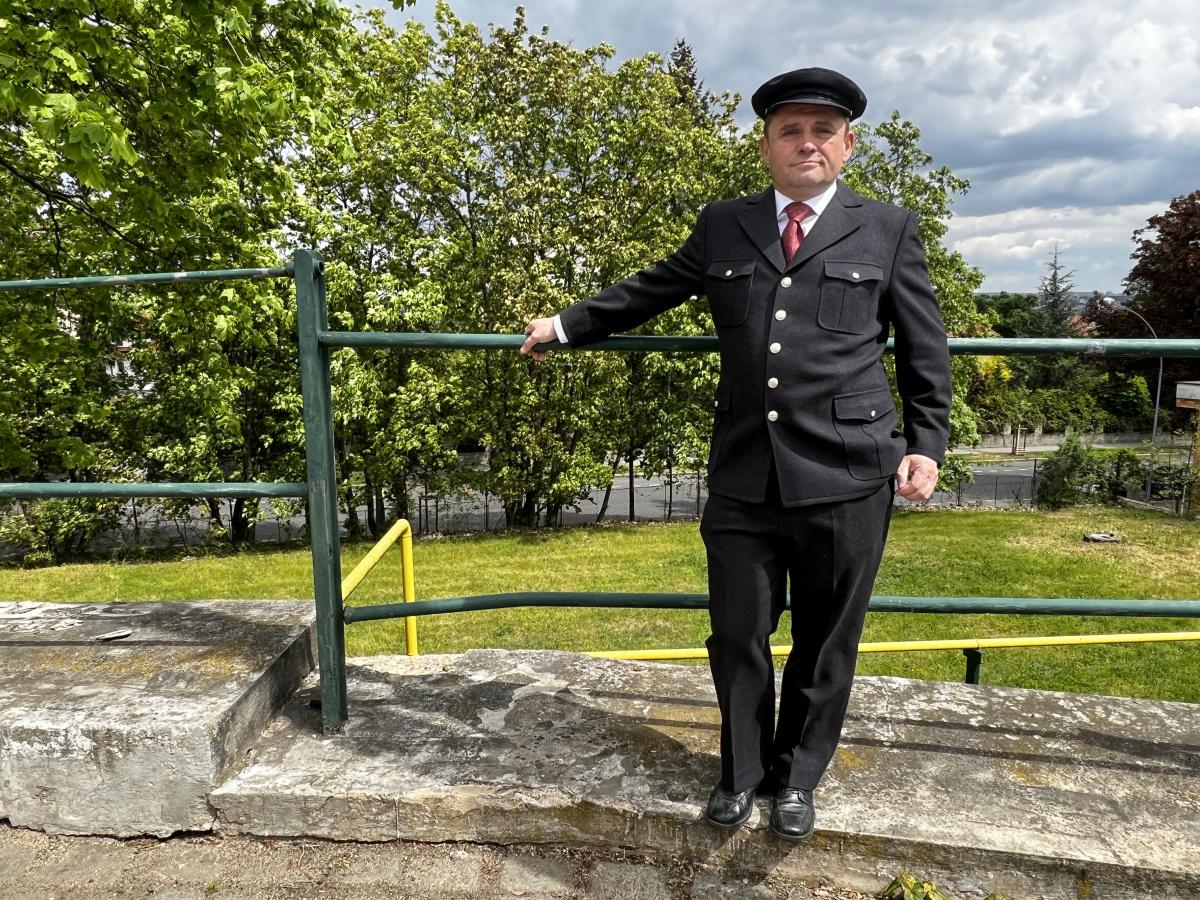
[344,592,708,622]
[321,332,1200,358]
[587,630,1200,661]
[867,596,1200,615]
[0,265,293,292]
[322,332,712,352]
[342,592,1200,623]
[0,482,308,499]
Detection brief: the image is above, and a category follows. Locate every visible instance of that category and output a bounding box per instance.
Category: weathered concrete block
[0,600,314,837]
[211,649,1200,899]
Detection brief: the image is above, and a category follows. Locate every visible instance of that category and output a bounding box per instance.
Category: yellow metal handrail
[586,630,1200,662]
[341,518,419,655]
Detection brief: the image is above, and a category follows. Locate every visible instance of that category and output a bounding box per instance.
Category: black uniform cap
[751,67,867,121]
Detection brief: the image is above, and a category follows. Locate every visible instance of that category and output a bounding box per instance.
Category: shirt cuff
[552,314,568,345]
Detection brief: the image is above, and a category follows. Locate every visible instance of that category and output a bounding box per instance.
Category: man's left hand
[896,454,938,502]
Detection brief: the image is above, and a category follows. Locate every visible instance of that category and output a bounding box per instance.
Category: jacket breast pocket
[817,260,884,334]
[705,259,755,327]
[833,388,898,480]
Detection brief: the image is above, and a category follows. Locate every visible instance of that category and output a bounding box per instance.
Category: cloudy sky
[361,0,1198,293]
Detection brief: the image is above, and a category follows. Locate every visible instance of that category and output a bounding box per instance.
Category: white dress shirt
[773,179,838,237]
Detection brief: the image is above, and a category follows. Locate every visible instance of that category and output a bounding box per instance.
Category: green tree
[1084,191,1200,432]
[1036,244,1078,338]
[1,0,357,555]
[842,112,988,449]
[395,5,747,526]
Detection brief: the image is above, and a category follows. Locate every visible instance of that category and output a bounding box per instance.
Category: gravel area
[0,824,882,899]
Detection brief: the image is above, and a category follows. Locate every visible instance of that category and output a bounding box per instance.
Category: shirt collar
[774,180,839,222]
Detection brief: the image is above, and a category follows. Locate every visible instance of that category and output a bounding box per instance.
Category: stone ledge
[0,600,315,836]
[210,649,1200,899]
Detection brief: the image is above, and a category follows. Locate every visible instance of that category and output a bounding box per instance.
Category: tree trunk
[506,493,539,528]
[390,479,410,522]
[666,459,674,521]
[365,471,377,537]
[373,485,386,534]
[229,497,255,545]
[342,480,361,539]
[595,451,623,523]
[206,498,223,530]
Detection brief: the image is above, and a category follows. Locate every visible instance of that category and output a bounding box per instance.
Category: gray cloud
[358,0,1199,292]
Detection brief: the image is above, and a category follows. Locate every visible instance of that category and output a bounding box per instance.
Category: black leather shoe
[770,787,815,841]
[703,783,756,828]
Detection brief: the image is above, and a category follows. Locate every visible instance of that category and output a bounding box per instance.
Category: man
[521,67,951,840]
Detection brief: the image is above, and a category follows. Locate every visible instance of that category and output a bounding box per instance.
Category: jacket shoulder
[838,183,915,226]
[704,189,772,219]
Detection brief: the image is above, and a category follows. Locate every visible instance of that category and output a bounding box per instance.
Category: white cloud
[949,202,1164,290]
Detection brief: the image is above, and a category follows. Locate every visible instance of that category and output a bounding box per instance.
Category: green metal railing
[3,249,1200,733]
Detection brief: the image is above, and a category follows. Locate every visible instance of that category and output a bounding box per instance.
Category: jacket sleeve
[558,206,708,346]
[887,211,952,465]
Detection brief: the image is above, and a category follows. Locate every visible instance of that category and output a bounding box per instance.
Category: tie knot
[784,201,811,224]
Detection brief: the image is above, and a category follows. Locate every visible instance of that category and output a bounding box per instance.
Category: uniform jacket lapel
[787,182,864,271]
[736,187,787,274]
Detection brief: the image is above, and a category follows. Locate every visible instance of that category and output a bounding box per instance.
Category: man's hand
[896,453,938,502]
[520,317,558,361]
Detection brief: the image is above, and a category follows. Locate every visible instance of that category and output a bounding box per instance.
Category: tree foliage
[1080,190,1200,432]
[1,0,359,553]
[2,0,991,556]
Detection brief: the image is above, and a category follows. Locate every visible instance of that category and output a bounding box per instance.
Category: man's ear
[759,134,770,164]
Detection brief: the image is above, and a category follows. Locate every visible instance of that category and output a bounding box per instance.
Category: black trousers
[699,474,895,793]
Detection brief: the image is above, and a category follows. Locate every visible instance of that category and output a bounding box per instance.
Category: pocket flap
[834,390,893,422]
[824,260,883,283]
[707,259,756,280]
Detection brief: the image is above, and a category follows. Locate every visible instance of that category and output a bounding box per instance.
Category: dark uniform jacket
[559,182,952,508]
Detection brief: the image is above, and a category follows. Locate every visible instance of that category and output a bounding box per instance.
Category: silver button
[780,276,792,288]
[852,271,861,280]
[769,342,781,354]
[775,309,786,321]
[870,410,877,417]
[724,269,733,277]
[767,410,779,422]
[714,400,720,408]
[767,377,779,389]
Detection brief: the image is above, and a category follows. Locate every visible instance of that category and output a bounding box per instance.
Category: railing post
[294,248,348,733]
[963,648,983,684]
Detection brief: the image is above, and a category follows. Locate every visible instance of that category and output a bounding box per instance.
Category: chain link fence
[2,462,1190,560]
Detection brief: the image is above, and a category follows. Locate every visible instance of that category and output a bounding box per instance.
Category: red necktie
[781,201,812,262]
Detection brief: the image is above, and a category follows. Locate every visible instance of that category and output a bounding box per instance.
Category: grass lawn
[2,506,1198,703]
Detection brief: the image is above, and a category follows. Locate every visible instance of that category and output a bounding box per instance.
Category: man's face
[759,104,855,200]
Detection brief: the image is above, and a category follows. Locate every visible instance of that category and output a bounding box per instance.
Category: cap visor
[767,97,853,116]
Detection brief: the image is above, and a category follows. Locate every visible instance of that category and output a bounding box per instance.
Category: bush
[936,454,975,504]
[1034,437,1179,510]
[1035,434,1093,509]
[0,496,126,565]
